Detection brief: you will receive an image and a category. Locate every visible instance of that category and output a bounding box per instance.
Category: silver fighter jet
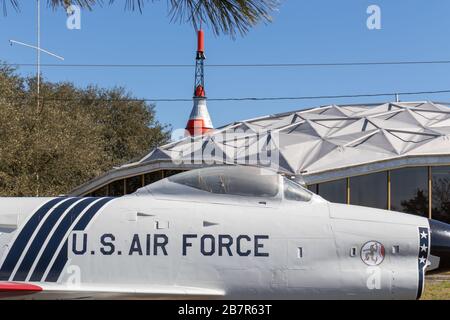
[0,166,449,299]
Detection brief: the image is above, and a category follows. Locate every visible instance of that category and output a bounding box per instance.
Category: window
[91,185,108,197]
[307,184,318,194]
[432,166,450,224]
[350,172,387,209]
[284,178,312,202]
[391,167,428,217]
[164,170,183,178]
[125,176,143,194]
[318,179,347,204]
[144,171,163,185]
[168,166,279,197]
[109,179,125,197]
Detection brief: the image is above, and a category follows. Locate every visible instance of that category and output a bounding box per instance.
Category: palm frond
[2,0,279,36]
[135,0,279,36]
[47,0,98,10]
[1,0,19,15]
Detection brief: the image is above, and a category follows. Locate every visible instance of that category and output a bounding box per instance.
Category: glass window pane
[318,179,347,204]
[307,184,318,194]
[432,166,450,224]
[164,170,183,178]
[391,167,428,217]
[284,178,312,202]
[144,171,163,185]
[350,172,387,209]
[91,185,108,197]
[168,166,279,197]
[125,176,142,195]
[109,179,124,197]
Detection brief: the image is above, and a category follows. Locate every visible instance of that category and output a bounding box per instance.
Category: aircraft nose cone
[429,219,450,273]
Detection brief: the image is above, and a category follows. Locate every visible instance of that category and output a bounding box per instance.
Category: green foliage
[0,65,170,196]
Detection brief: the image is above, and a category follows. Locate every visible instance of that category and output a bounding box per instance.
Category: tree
[432,177,450,222]
[400,189,429,216]
[0,66,170,196]
[1,0,278,36]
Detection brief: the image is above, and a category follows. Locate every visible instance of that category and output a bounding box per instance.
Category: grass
[421,280,450,300]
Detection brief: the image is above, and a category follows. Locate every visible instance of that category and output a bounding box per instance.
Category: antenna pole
[37,0,41,110]
[9,5,64,107]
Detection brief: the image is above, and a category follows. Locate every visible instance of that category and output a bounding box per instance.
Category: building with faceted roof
[70,101,450,224]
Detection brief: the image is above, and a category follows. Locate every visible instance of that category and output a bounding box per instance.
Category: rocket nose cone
[429,219,450,273]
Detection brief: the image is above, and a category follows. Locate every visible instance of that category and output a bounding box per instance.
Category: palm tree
[2,0,278,36]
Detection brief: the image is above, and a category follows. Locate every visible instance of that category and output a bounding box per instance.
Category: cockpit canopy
[169,166,279,198]
[135,166,313,203]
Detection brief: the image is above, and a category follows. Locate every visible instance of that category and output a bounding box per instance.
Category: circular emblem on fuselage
[360,241,385,266]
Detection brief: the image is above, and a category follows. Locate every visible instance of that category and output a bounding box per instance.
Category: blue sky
[1,0,450,132]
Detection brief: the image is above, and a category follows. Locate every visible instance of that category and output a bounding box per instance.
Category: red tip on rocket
[197,29,205,53]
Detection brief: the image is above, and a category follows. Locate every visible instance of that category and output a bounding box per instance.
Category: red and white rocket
[185,29,213,136]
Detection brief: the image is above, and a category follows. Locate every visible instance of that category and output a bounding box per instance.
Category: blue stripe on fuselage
[0,197,67,281]
[29,197,99,282]
[45,197,114,283]
[13,198,81,281]
[73,197,114,231]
